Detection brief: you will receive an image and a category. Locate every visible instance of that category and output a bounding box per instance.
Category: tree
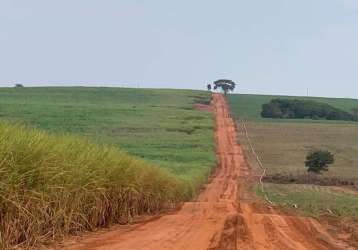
[352,108,358,120]
[305,150,334,173]
[261,102,283,118]
[260,98,355,121]
[15,84,24,88]
[213,79,236,95]
[207,84,212,91]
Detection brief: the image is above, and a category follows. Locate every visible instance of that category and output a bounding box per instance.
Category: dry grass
[237,121,358,179]
[0,123,190,249]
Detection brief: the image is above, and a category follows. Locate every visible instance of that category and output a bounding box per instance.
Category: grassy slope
[0,87,215,183]
[227,93,358,217]
[0,87,215,247]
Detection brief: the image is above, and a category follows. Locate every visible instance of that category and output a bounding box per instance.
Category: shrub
[305,150,335,173]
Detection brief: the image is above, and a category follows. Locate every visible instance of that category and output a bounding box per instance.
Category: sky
[0,0,357,98]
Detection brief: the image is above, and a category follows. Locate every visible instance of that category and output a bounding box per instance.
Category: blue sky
[1,1,357,98]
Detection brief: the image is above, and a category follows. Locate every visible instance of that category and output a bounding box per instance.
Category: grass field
[0,87,215,248]
[228,94,358,123]
[256,183,358,218]
[229,94,358,179]
[237,122,358,179]
[0,87,215,183]
[228,93,358,218]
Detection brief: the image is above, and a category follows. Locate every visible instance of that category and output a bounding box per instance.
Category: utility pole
[306,88,309,97]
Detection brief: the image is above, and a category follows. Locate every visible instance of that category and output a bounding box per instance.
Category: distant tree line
[261,98,357,121]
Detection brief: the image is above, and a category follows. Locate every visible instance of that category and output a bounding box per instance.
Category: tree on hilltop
[213,79,236,95]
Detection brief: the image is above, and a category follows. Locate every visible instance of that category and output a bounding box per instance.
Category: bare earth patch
[194,103,213,112]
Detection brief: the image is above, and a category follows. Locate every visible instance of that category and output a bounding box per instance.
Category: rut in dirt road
[63,94,349,250]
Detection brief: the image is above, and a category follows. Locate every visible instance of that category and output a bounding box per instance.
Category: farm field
[228,93,358,122]
[237,121,358,179]
[256,183,358,219]
[228,93,358,218]
[0,87,215,183]
[0,87,216,248]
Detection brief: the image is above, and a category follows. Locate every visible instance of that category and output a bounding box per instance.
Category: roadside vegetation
[228,93,358,218]
[0,87,215,248]
[0,123,190,248]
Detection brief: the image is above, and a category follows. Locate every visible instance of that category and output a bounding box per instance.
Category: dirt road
[63,94,349,250]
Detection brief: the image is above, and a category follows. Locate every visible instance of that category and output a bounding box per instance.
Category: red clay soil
[62,94,352,250]
[193,103,213,112]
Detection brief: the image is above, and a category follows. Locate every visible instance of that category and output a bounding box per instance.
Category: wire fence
[240,120,273,205]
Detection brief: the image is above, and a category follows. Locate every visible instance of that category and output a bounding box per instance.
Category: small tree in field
[207,84,212,91]
[15,84,24,88]
[305,150,334,173]
[213,79,236,95]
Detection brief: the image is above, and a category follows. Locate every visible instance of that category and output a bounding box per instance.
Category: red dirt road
[63,94,350,250]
